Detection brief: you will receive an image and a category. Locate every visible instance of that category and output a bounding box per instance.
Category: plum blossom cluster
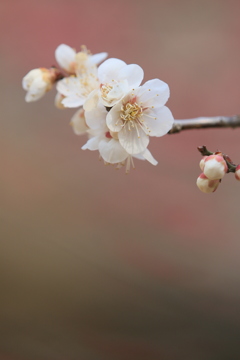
[22,44,174,172]
[196,146,240,193]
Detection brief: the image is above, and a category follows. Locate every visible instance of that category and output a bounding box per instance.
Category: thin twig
[169,115,240,134]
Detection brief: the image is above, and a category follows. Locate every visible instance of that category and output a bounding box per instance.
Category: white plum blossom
[83,128,130,165]
[106,79,174,154]
[55,45,108,108]
[84,58,144,111]
[82,102,158,171]
[55,44,108,75]
[56,73,99,108]
[82,128,158,172]
[23,44,174,173]
[22,68,58,102]
[83,102,129,165]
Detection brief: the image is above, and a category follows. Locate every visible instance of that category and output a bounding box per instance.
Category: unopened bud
[203,155,227,180]
[235,164,240,181]
[22,68,59,102]
[199,156,207,171]
[196,173,220,193]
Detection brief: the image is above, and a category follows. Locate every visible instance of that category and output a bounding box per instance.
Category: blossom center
[100,84,113,101]
[120,102,143,123]
[75,52,88,63]
[78,74,99,96]
[75,46,93,74]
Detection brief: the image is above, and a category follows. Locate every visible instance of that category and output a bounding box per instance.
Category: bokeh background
[1,0,240,359]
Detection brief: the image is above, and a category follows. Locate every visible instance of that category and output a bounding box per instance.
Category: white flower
[70,108,89,135]
[22,68,57,102]
[83,129,130,164]
[56,73,99,108]
[82,102,158,172]
[83,102,127,163]
[203,154,227,180]
[55,44,108,75]
[84,58,144,111]
[82,128,157,172]
[106,79,174,154]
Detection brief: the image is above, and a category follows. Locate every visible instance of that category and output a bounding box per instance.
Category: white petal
[31,77,46,91]
[118,124,149,154]
[118,64,144,88]
[137,79,170,107]
[99,138,128,163]
[132,153,145,160]
[98,58,126,84]
[54,92,65,109]
[141,148,158,165]
[141,106,174,137]
[22,79,29,91]
[56,77,80,97]
[101,82,128,107]
[57,77,87,108]
[22,69,43,90]
[24,75,47,102]
[25,88,45,102]
[83,89,99,111]
[91,52,108,65]
[142,106,174,137]
[70,108,88,135]
[61,96,85,108]
[106,102,123,132]
[107,82,128,100]
[55,44,76,72]
[82,136,101,151]
[85,103,107,130]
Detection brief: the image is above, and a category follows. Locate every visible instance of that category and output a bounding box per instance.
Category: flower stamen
[100,84,113,101]
[120,100,152,136]
[120,102,143,123]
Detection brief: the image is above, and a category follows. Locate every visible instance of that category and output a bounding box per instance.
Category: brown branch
[169,115,240,134]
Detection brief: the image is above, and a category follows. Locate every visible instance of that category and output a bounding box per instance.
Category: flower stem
[169,115,240,134]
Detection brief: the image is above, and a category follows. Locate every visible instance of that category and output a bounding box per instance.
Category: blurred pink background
[1,0,240,359]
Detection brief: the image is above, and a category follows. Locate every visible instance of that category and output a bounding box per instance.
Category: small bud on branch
[196,146,240,193]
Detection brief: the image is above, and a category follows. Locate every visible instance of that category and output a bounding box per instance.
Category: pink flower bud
[203,155,227,180]
[196,173,220,193]
[235,164,240,181]
[199,156,207,171]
